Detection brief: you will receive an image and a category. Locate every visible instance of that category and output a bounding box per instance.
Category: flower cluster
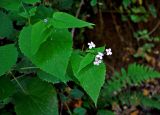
[88,41,112,66]
[94,52,104,65]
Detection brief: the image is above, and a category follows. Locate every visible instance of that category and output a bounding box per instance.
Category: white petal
[93,61,99,65]
[98,52,104,56]
[106,48,111,52]
[89,46,92,49]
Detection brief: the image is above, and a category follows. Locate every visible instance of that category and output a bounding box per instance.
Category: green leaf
[22,0,40,4]
[18,26,32,57]
[78,53,95,72]
[70,88,84,99]
[78,46,105,73]
[58,0,73,10]
[90,0,97,6]
[141,96,160,110]
[86,46,105,53]
[13,78,58,115]
[0,0,20,11]
[19,26,73,80]
[32,29,73,79]
[19,7,37,18]
[95,46,105,52]
[71,53,106,105]
[0,76,15,100]
[19,21,51,56]
[130,14,141,23]
[97,110,114,115]
[70,51,83,76]
[30,21,51,55]
[0,12,13,38]
[0,44,18,76]
[78,63,105,105]
[38,70,71,83]
[34,5,54,19]
[122,0,131,8]
[51,12,94,28]
[149,4,157,18]
[37,70,61,84]
[73,107,86,115]
[131,6,146,14]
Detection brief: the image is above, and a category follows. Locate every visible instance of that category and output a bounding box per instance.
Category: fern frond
[107,63,160,94]
[99,90,160,110]
[118,91,160,110]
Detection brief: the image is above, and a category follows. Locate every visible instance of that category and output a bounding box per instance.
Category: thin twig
[64,102,72,115]
[98,2,104,38]
[9,71,27,94]
[19,0,31,25]
[136,20,160,40]
[127,20,135,47]
[111,12,124,42]
[11,74,27,82]
[71,0,84,38]
[59,103,63,115]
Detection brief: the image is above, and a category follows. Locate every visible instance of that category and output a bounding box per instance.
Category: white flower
[96,52,104,60]
[88,41,95,49]
[93,59,102,65]
[43,18,48,23]
[105,48,112,55]
[93,52,104,66]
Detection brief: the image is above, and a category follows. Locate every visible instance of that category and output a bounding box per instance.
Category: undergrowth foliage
[0,0,160,115]
[107,63,160,94]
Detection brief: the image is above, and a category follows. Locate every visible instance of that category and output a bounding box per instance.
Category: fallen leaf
[144,54,156,66]
[143,89,150,96]
[130,110,139,115]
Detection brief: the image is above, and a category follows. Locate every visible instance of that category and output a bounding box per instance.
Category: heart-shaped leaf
[13,78,58,115]
[71,52,106,105]
[19,25,72,80]
[51,12,94,28]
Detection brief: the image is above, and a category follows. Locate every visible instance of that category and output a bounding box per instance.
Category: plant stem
[71,0,84,38]
[64,102,72,115]
[136,20,160,40]
[19,0,31,25]
[11,74,27,82]
[9,71,27,94]
[20,67,39,70]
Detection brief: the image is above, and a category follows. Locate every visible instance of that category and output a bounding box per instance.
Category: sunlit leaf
[51,12,94,28]
[71,52,106,105]
[19,25,72,80]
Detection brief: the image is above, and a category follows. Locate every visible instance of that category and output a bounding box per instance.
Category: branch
[71,0,84,38]
[136,20,160,40]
